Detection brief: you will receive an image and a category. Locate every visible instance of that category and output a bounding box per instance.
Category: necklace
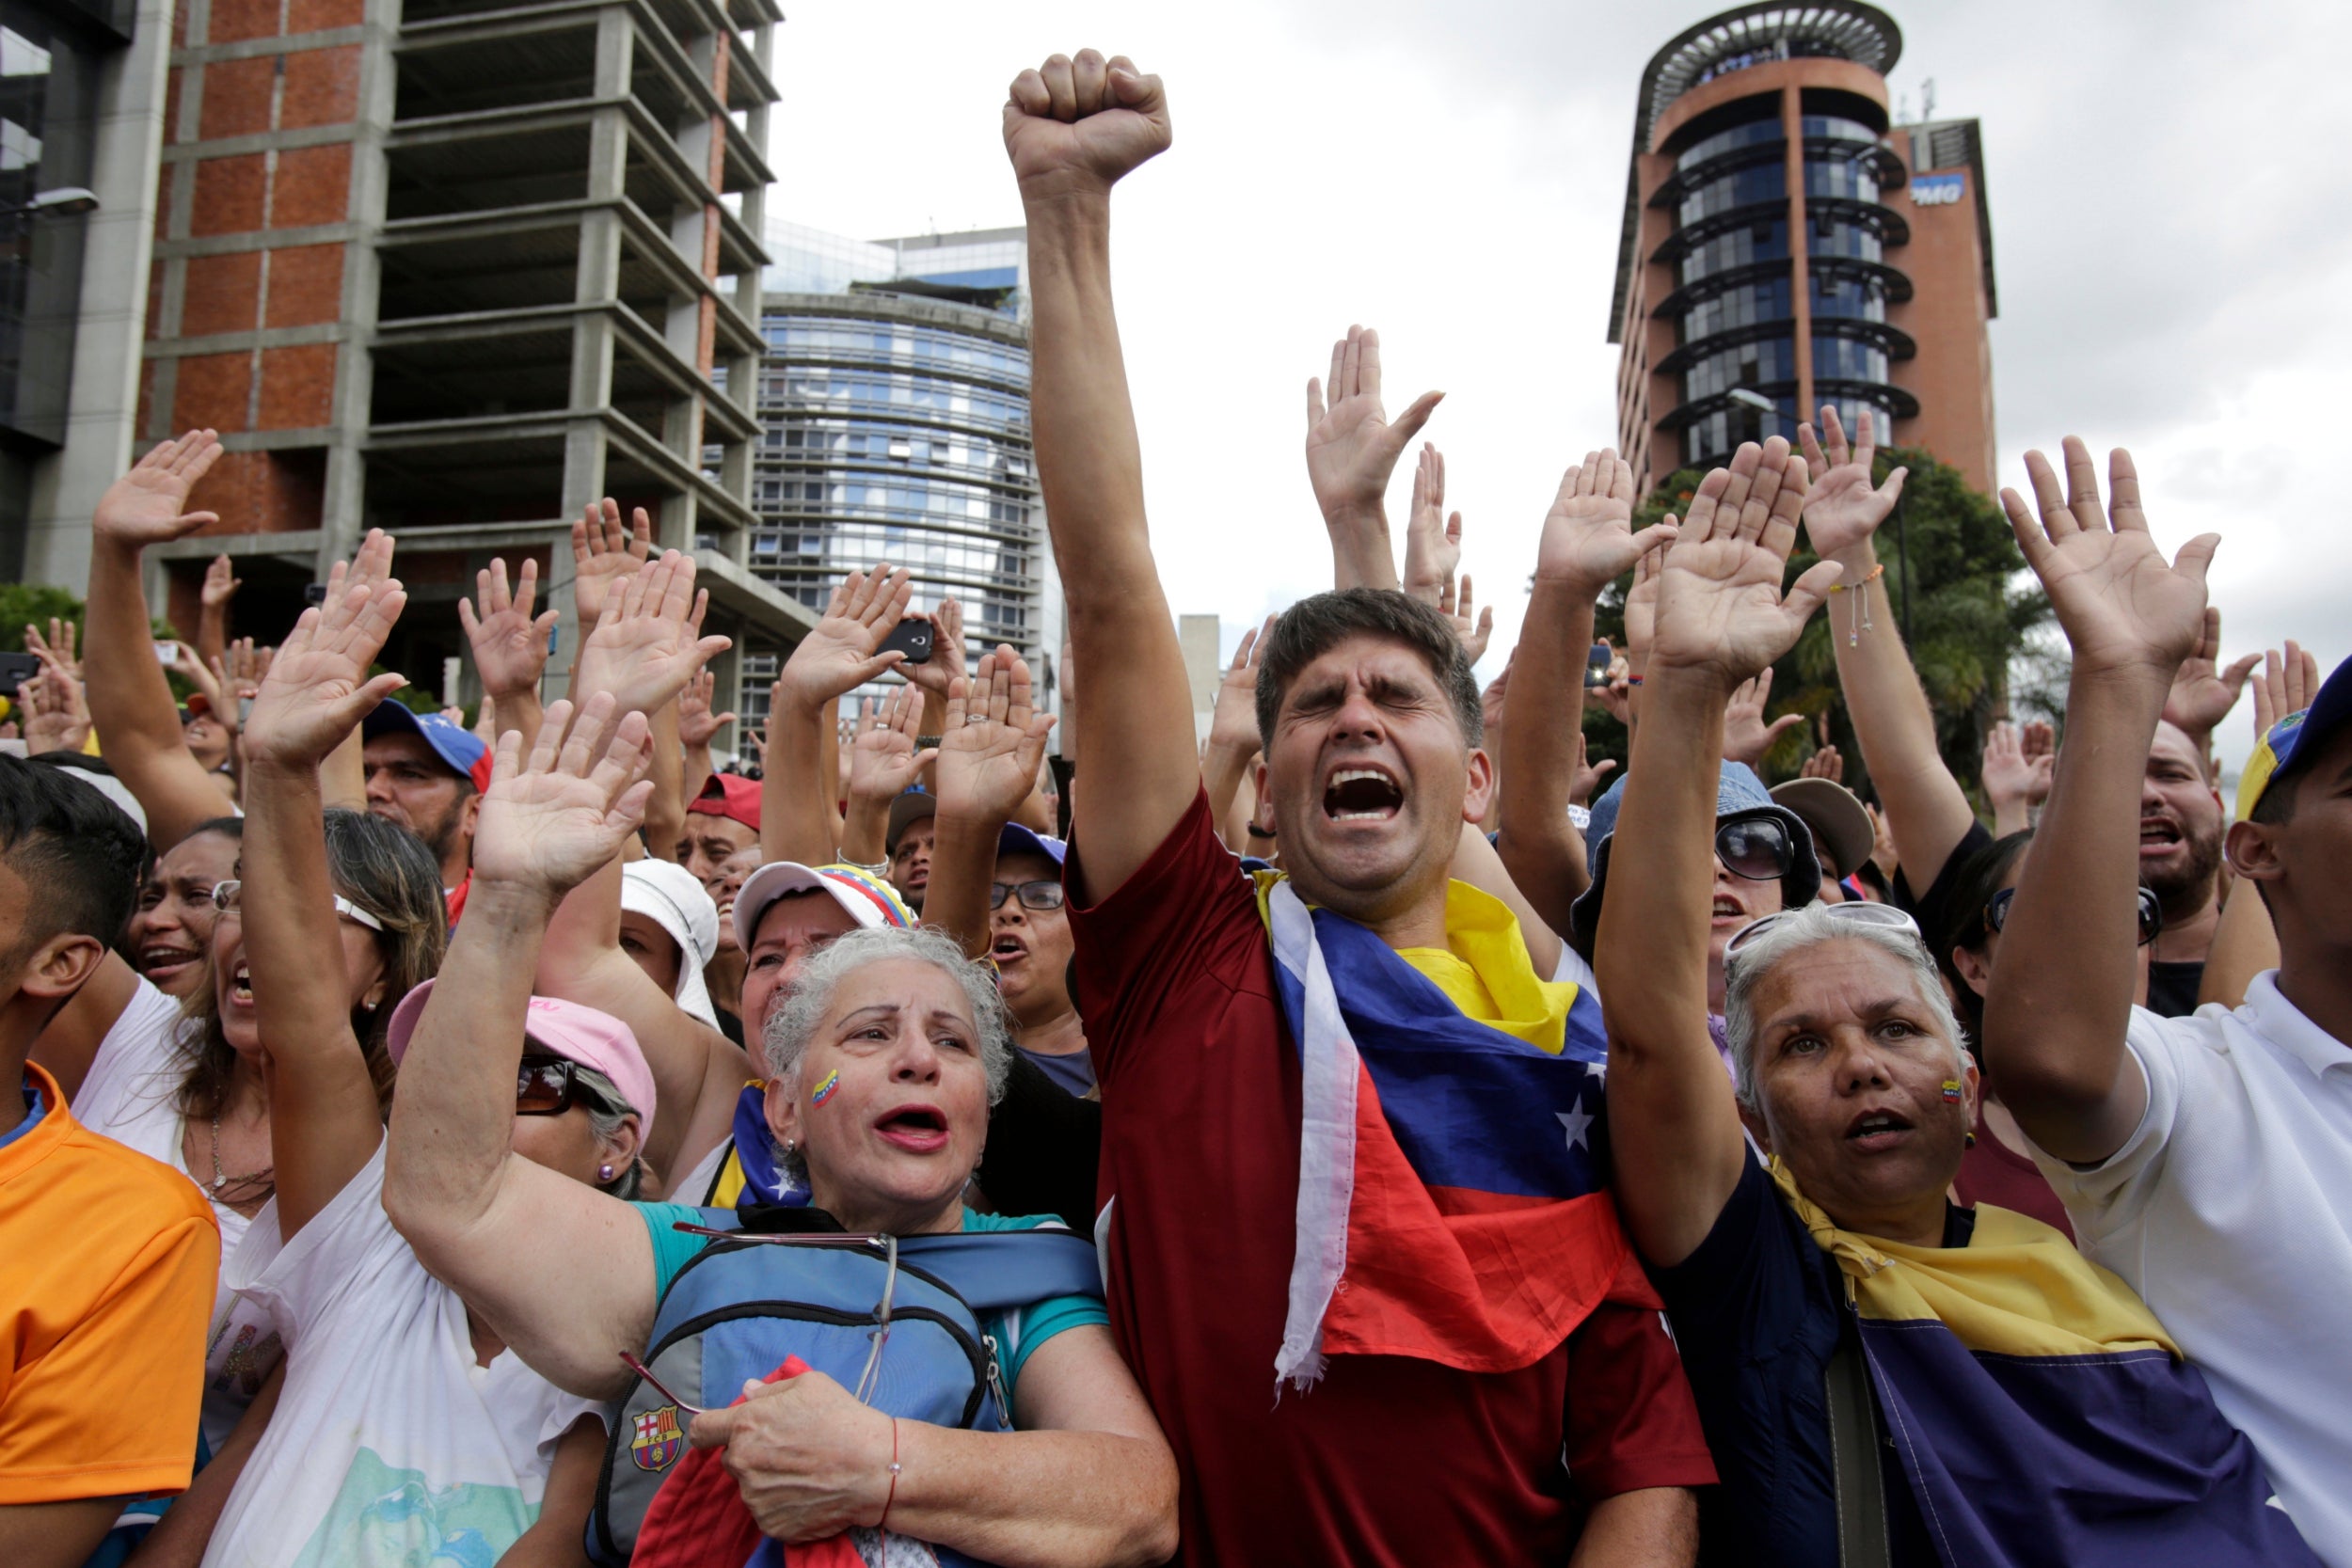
[207,1112,275,1200]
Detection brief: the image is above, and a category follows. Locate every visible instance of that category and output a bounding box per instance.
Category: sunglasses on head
[210,879,384,932]
[988,879,1065,911]
[1984,885,2162,948]
[1724,899,1921,965]
[1714,812,1797,882]
[516,1053,612,1117]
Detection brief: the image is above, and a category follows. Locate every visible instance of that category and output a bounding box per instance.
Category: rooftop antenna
[1920,77,1936,121]
[1896,90,1911,124]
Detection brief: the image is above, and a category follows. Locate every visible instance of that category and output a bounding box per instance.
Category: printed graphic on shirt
[287,1447,537,1568]
[208,1320,284,1402]
[630,1406,684,1472]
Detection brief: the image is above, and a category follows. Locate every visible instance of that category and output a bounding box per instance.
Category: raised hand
[1002,49,1170,197]
[214,637,274,707]
[1622,535,1666,674]
[1208,615,1275,755]
[18,657,89,755]
[1401,444,1461,606]
[1437,573,1492,665]
[470,694,657,897]
[935,646,1058,826]
[23,618,78,679]
[677,669,737,751]
[1800,742,1846,784]
[1796,406,1907,562]
[901,595,966,704]
[1648,439,1841,687]
[1998,439,2216,681]
[243,529,408,768]
[2250,641,2319,741]
[1535,449,1675,595]
[848,685,932,807]
[2019,719,2056,792]
[201,553,242,610]
[1981,720,2054,821]
[1722,667,1804,768]
[574,551,730,720]
[773,564,914,716]
[1480,649,1514,741]
[1569,731,1617,807]
[1304,325,1442,533]
[569,499,653,630]
[2161,606,2259,741]
[94,431,225,547]
[459,556,560,701]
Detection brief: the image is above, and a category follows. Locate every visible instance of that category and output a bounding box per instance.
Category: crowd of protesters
[2,48,2346,1568]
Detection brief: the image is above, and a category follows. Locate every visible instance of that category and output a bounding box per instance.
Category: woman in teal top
[382,691,1179,1568]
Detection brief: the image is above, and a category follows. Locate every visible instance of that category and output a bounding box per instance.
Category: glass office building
[743,223,1051,726]
[1610,3,1998,493]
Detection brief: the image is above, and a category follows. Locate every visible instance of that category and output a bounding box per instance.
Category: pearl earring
[597,1163,614,1182]
[782,1139,797,1156]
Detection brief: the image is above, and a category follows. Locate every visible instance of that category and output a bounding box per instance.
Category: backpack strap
[896,1229,1104,1310]
[1825,1323,1892,1568]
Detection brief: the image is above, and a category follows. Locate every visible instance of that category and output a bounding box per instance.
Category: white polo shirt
[2030,974,2352,1566]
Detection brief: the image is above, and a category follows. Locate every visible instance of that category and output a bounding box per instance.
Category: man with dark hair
[1003,50,1710,1566]
[0,755,218,1567]
[361,701,490,893]
[1985,445,2352,1564]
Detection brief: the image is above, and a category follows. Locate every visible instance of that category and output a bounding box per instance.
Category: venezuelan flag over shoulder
[1256,875,1649,1392]
[1771,1163,2321,1567]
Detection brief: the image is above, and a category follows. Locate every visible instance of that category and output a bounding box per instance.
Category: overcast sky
[765,0,2352,778]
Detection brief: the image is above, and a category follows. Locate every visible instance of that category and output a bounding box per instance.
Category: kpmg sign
[1911,173,1966,207]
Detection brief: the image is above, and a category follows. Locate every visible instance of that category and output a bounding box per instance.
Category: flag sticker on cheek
[811,1069,841,1107]
[1941,1079,1964,1102]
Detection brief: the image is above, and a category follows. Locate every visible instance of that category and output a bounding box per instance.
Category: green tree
[1583,445,2047,807]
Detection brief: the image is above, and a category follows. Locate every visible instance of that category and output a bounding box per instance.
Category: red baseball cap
[688,771,760,830]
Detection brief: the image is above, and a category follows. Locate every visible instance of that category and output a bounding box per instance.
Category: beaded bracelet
[881,1417,903,1532]
[1829,562,1884,645]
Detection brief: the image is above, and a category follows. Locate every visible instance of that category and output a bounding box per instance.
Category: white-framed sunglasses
[209,879,385,933]
[1724,899,1919,965]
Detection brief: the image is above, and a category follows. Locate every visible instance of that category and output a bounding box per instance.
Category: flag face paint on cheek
[1941,1079,1963,1102]
[811,1069,841,1107]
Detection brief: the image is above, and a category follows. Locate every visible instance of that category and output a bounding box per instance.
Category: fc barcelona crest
[630,1404,685,1471]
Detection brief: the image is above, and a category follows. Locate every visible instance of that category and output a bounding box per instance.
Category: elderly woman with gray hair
[1585,438,2315,1568]
[384,696,1177,1568]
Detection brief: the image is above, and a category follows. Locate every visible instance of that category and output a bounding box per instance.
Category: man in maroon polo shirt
[1002,50,1712,1566]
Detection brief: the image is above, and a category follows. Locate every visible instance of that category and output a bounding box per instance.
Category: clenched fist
[1003,50,1170,197]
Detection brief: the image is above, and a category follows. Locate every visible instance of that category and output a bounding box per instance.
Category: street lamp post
[1726,387,1911,644]
[0,188,99,221]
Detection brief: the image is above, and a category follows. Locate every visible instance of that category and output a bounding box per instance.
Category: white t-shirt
[70,977,282,1455]
[202,1143,605,1568]
[2029,975,2352,1566]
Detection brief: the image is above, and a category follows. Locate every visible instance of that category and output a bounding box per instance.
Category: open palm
[244,531,407,767]
[850,688,930,803]
[1535,449,1671,592]
[1999,441,2214,678]
[1797,406,1906,560]
[472,697,654,895]
[776,566,913,712]
[936,648,1057,824]
[95,431,225,546]
[459,557,557,700]
[575,552,730,718]
[1649,446,1839,684]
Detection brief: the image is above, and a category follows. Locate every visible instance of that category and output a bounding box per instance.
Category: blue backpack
[589,1209,1104,1567]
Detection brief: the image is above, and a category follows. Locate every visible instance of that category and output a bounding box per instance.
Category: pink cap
[386,979,657,1132]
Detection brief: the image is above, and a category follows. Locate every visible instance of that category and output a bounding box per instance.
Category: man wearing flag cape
[1592,434,2317,1567]
[1003,47,1714,1568]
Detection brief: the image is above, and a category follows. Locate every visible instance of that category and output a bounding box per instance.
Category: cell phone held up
[879,617,934,666]
[0,651,39,698]
[1583,642,1613,689]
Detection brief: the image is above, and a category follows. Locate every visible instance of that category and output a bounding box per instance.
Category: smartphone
[304,582,329,606]
[879,618,934,666]
[154,640,179,666]
[1583,642,1613,689]
[0,651,39,698]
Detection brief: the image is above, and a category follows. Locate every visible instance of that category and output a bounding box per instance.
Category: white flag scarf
[1268,879,1358,1396]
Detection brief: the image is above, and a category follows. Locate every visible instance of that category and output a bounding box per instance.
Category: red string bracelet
[880,1417,903,1533]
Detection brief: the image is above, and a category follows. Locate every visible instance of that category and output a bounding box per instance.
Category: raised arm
[2198,641,2314,1010]
[1499,449,1673,935]
[2160,607,2258,776]
[82,432,237,851]
[927,646,1057,960]
[195,554,239,674]
[760,565,915,868]
[238,531,412,1237]
[1795,410,1975,889]
[1597,441,1839,1267]
[1004,51,1195,901]
[1201,616,1272,847]
[536,552,740,1188]
[676,669,734,814]
[1982,440,2217,1164]
[1305,326,1438,592]
[383,696,664,1401]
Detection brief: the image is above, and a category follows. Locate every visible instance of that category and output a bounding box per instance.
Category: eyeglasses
[1724,899,1921,964]
[988,879,1065,912]
[209,879,384,933]
[516,1053,613,1117]
[1715,812,1797,882]
[1984,885,2161,948]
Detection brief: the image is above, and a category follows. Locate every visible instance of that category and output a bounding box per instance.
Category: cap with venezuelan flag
[2237,653,2352,820]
